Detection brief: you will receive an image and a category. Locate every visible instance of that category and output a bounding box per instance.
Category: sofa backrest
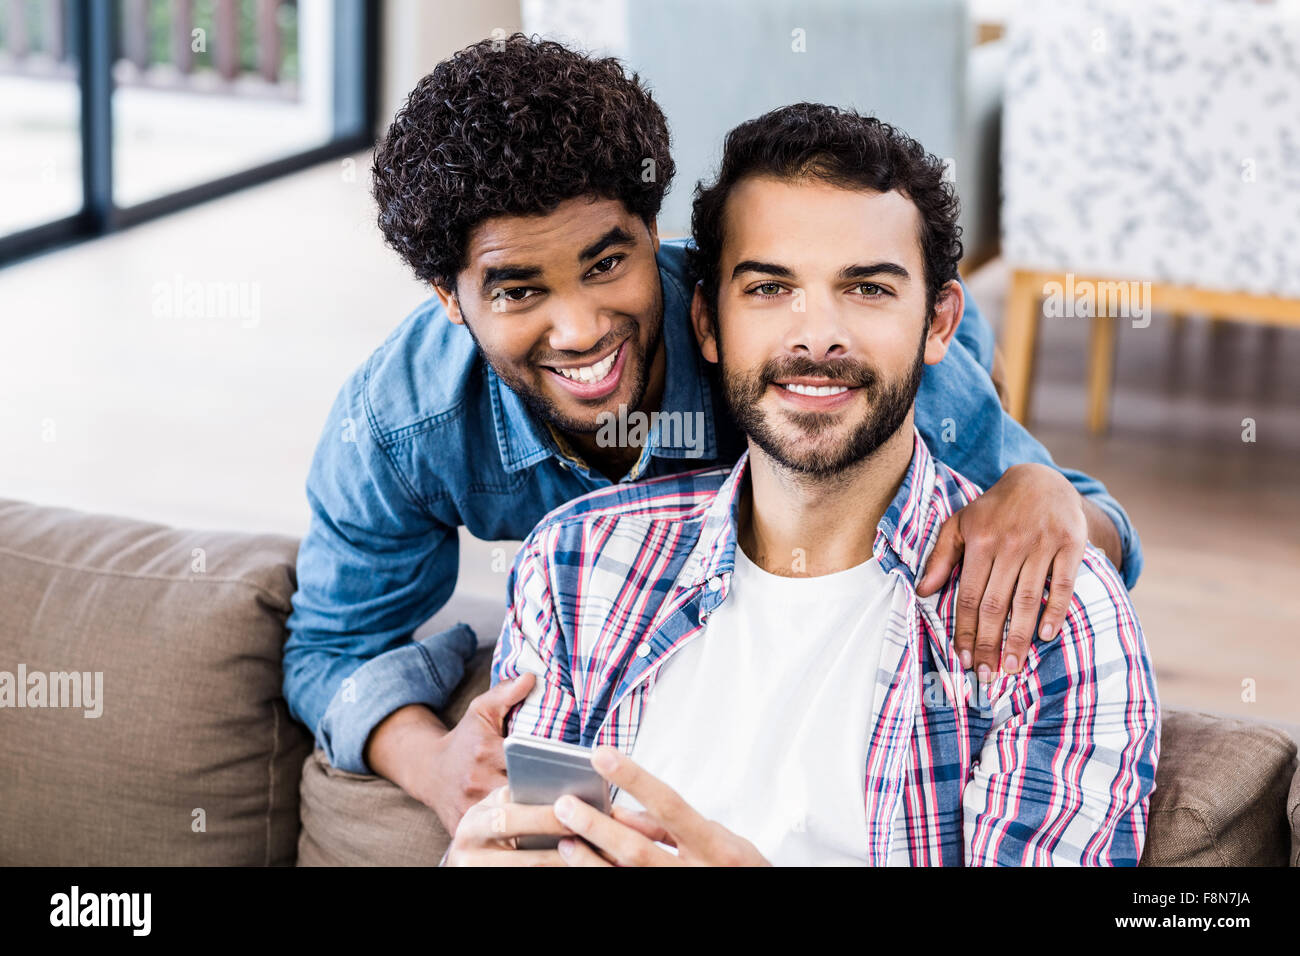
[0,498,312,865]
[1144,710,1296,866]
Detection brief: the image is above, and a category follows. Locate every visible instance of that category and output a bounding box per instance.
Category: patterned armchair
[999,0,1300,432]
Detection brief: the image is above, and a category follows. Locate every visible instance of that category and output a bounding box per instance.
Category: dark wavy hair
[689,103,962,323]
[371,33,675,291]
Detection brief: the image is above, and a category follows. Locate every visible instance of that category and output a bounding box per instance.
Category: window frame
[0,0,379,268]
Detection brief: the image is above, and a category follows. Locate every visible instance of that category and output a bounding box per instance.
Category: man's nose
[547,306,612,355]
[784,296,850,360]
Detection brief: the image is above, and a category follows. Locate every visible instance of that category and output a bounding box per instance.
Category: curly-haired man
[282,34,1144,841]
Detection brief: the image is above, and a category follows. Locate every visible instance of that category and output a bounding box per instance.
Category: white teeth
[556,348,618,384]
[783,383,849,396]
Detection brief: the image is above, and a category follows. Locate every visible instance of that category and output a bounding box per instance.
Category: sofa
[1,496,1296,866]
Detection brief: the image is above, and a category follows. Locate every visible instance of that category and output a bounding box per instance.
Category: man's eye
[587,254,624,277]
[856,282,888,297]
[750,282,785,297]
[496,287,536,303]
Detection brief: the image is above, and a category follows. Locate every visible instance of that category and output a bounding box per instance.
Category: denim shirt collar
[487,250,719,476]
[652,255,719,463]
[685,428,939,607]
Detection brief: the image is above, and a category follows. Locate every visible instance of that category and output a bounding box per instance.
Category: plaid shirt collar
[684,426,939,597]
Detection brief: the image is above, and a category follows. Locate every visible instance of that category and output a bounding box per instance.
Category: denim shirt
[283,238,1143,774]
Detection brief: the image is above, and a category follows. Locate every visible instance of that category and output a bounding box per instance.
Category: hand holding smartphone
[503,734,613,850]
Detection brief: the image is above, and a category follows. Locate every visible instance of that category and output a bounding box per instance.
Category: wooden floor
[2,152,1296,725]
[966,261,1300,725]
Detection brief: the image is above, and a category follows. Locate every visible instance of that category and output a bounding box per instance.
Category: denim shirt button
[707,576,722,592]
[635,642,651,658]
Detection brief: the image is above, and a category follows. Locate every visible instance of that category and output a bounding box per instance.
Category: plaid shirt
[491,429,1160,865]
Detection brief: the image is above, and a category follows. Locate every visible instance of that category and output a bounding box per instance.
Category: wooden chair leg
[1087,309,1118,434]
[1002,269,1042,425]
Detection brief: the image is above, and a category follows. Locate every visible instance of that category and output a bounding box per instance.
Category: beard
[718,325,927,477]
[463,308,663,436]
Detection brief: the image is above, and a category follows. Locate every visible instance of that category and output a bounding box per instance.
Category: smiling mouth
[772,375,862,396]
[542,338,630,400]
[778,382,852,396]
[546,345,620,385]
[766,376,865,411]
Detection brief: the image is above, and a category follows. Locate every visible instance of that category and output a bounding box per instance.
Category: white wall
[378,0,524,137]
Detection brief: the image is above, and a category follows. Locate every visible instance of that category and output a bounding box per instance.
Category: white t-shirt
[614,543,896,865]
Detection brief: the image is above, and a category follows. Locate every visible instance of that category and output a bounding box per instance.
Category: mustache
[758,356,878,388]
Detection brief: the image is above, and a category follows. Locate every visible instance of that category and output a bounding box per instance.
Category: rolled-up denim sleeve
[282,368,475,773]
[313,623,478,774]
[917,281,1144,588]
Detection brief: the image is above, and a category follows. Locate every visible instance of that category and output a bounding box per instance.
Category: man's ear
[923,279,964,366]
[646,216,660,253]
[432,282,466,326]
[690,282,719,364]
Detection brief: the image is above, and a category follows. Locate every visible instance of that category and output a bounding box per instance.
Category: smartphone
[503,734,613,850]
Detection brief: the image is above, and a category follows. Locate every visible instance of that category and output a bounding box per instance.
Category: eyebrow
[729,260,912,281]
[479,226,637,297]
[839,262,910,281]
[480,265,542,296]
[578,226,636,263]
[731,260,794,280]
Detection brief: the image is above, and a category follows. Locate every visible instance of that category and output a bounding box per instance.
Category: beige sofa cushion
[1142,710,1297,867]
[0,498,312,865]
[296,645,494,865]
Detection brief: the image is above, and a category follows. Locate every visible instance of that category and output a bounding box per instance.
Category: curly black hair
[371,33,675,291]
[688,103,963,323]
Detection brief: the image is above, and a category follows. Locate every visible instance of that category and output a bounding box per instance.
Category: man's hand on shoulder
[363,673,536,836]
[916,462,1098,683]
